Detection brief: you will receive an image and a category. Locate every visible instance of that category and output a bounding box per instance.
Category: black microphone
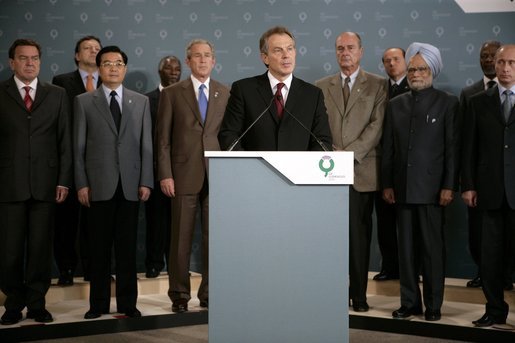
[283,107,329,152]
[227,96,275,151]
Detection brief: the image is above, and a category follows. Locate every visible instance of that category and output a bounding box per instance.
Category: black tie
[110,90,121,131]
[390,83,399,98]
[486,80,496,89]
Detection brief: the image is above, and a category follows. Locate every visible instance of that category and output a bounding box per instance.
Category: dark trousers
[0,199,55,312]
[87,186,139,313]
[396,204,445,311]
[54,191,89,277]
[480,196,515,321]
[144,184,171,272]
[168,179,209,303]
[349,188,375,303]
[374,192,399,275]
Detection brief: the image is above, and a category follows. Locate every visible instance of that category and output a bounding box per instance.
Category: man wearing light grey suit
[74,46,153,319]
[315,31,387,313]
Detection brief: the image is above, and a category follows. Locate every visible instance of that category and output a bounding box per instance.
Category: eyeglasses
[100,61,126,68]
[407,66,430,74]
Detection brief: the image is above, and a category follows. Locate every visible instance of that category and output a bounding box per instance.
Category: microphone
[283,107,329,152]
[227,96,275,151]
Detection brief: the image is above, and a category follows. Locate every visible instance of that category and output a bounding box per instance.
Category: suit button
[505,145,509,149]
[407,163,412,167]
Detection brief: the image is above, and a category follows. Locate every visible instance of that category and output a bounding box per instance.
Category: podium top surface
[205,151,354,185]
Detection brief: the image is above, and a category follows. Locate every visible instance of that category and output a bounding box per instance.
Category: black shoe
[199,300,208,308]
[424,309,441,321]
[352,300,369,312]
[1,310,22,325]
[84,310,102,319]
[57,269,74,286]
[392,306,422,319]
[473,313,506,327]
[145,267,160,278]
[26,309,53,323]
[466,276,482,288]
[124,308,141,318]
[373,271,399,281]
[172,299,188,313]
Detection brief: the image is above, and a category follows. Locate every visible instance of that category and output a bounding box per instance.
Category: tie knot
[504,89,513,97]
[110,90,117,97]
[487,80,496,89]
[276,82,285,92]
[23,86,31,93]
[199,84,206,91]
[344,77,351,84]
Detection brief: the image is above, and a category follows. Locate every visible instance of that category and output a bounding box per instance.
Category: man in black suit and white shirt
[144,55,181,279]
[458,40,514,290]
[52,35,102,286]
[461,44,515,328]
[0,39,72,325]
[218,26,332,151]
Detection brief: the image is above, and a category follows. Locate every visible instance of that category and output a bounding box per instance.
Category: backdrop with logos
[1,0,514,278]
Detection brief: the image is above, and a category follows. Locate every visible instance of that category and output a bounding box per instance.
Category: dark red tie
[23,86,33,111]
[275,82,285,119]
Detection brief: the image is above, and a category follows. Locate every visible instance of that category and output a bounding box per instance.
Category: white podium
[206,151,353,343]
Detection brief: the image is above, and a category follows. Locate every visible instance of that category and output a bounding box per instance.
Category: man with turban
[381,42,460,321]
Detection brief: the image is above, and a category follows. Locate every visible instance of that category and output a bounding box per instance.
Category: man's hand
[77,187,91,207]
[439,189,454,207]
[461,190,477,208]
[160,178,175,198]
[382,188,396,204]
[55,186,68,203]
[139,186,151,201]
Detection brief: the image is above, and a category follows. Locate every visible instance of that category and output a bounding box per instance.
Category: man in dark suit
[156,39,229,313]
[144,55,181,279]
[74,46,153,319]
[52,35,102,285]
[0,39,72,325]
[373,47,410,282]
[219,26,332,151]
[316,32,387,312]
[458,40,514,290]
[382,43,460,322]
[461,44,515,327]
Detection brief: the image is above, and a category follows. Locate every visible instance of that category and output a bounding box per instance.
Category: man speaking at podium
[218,26,332,151]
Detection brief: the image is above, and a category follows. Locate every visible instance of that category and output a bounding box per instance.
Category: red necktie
[23,86,33,111]
[86,74,95,92]
[275,82,285,119]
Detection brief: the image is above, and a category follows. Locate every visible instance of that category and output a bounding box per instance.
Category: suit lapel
[181,79,203,125]
[5,78,27,111]
[73,70,87,94]
[92,88,118,134]
[255,73,278,124]
[204,80,222,128]
[326,74,345,118]
[31,81,49,113]
[120,87,133,134]
[345,69,367,116]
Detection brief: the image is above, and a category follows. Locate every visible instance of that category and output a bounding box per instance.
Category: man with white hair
[381,42,460,321]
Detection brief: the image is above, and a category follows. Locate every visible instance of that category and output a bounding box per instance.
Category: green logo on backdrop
[319,156,334,177]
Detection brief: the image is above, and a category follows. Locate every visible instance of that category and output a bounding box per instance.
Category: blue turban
[405,42,443,78]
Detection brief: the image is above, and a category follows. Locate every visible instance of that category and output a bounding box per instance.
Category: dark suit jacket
[52,70,101,109]
[0,77,72,202]
[74,87,153,202]
[381,87,460,204]
[461,86,515,210]
[388,77,410,99]
[218,72,332,151]
[156,78,230,195]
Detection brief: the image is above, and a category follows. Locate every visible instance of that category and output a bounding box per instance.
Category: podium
[206,151,353,343]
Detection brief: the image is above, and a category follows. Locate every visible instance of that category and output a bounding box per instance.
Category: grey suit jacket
[316,69,387,192]
[73,86,153,201]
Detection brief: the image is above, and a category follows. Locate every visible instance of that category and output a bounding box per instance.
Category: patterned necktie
[275,82,285,119]
[198,84,208,123]
[503,89,513,122]
[343,77,351,108]
[86,74,95,92]
[23,86,33,111]
[110,90,121,131]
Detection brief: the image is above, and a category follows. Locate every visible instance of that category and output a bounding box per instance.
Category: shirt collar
[14,76,38,92]
[341,67,360,88]
[267,71,292,92]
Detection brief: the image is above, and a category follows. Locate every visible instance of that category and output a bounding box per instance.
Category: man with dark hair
[219,26,332,151]
[373,47,410,282]
[382,42,460,322]
[0,38,72,325]
[74,45,153,319]
[144,55,181,279]
[52,35,102,285]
